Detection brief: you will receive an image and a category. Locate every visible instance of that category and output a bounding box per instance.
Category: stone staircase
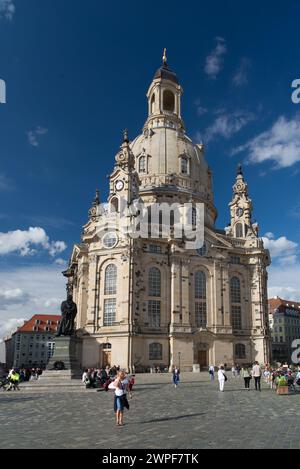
[20,370,97,393]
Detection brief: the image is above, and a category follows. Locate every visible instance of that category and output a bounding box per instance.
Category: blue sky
[1,0,300,345]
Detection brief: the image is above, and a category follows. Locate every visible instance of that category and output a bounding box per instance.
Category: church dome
[153,64,179,85]
[130,127,217,227]
[127,51,217,227]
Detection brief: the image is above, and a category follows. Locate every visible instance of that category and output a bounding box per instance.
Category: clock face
[236,207,244,217]
[115,180,124,191]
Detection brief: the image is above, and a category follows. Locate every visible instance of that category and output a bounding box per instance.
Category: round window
[102,232,118,249]
[196,243,207,257]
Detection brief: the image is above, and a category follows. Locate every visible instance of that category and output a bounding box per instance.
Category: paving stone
[0,372,300,449]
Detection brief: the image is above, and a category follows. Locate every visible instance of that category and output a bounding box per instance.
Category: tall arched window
[235,223,243,238]
[230,276,242,329]
[110,197,119,214]
[139,155,146,173]
[103,264,117,326]
[235,343,246,359]
[195,271,207,327]
[149,267,161,297]
[180,157,189,175]
[104,264,117,295]
[148,267,161,329]
[149,343,162,360]
[163,89,175,112]
[230,277,241,303]
[151,94,155,114]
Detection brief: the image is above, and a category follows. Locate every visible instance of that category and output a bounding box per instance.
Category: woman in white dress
[218,365,227,392]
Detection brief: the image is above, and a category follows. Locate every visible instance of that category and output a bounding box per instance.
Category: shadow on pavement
[140,412,206,424]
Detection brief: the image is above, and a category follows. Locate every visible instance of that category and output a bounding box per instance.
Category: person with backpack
[218,365,227,392]
[208,365,215,381]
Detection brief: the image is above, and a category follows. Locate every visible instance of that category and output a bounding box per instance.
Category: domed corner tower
[67,51,271,373]
[130,49,217,229]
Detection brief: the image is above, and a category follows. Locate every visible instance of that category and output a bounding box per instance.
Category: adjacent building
[268,297,300,364]
[64,52,271,371]
[5,315,61,369]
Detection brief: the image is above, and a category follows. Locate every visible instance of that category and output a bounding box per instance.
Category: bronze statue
[56,294,77,337]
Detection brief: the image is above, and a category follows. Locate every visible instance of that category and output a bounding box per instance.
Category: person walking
[252,361,262,392]
[112,370,129,426]
[231,365,237,378]
[241,366,252,390]
[208,365,215,381]
[172,367,180,388]
[218,365,227,392]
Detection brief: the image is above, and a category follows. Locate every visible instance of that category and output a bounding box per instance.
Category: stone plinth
[47,336,82,378]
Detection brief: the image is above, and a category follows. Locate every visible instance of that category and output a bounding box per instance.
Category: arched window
[163,89,175,112]
[235,343,246,359]
[110,197,119,213]
[192,207,197,228]
[149,267,161,297]
[235,223,243,238]
[151,94,155,114]
[104,264,117,295]
[230,277,241,303]
[149,343,162,360]
[139,155,146,173]
[180,157,189,175]
[230,276,242,329]
[195,271,207,327]
[195,271,206,299]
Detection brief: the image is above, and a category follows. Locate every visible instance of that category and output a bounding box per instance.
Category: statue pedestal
[47,336,82,378]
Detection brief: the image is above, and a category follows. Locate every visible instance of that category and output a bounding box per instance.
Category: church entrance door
[197,350,208,368]
[102,351,111,367]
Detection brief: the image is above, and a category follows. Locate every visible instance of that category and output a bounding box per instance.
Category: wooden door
[198,350,207,367]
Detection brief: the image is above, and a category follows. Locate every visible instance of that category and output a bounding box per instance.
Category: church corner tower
[66,51,271,372]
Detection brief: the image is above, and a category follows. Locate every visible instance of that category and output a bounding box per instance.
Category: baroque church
[64,52,271,371]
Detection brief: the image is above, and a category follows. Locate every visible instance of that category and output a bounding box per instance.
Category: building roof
[268,297,300,312]
[14,314,61,334]
[153,64,179,84]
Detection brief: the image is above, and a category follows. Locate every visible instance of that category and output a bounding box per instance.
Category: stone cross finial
[237,163,243,176]
[123,128,129,143]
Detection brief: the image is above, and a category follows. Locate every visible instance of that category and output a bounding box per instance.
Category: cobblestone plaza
[1,372,300,449]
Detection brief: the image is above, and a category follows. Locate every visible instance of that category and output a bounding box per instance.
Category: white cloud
[262,233,298,264]
[0,318,25,343]
[0,0,15,21]
[204,37,227,79]
[268,264,300,302]
[48,241,67,257]
[0,173,13,192]
[0,288,30,309]
[0,264,66,341]
[232,58,251,87]
[232,115,300,168]
[195,99,208,116]
[27,126,48,147]
[201,110,255,143]
[0,227,67,257]
[54,258,67,266]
